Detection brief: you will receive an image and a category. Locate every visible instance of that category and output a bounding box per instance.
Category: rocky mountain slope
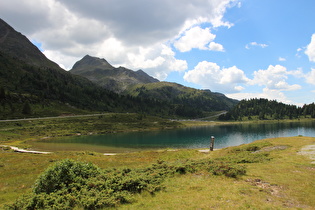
[70,55,159,93]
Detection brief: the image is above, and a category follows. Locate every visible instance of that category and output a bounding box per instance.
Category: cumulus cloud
[0,0,53,34]
[0,0,236,78]
[278,57,286,61]
[245,42,268,49]
[174,26,225,52]
[305,34,315,62]
[209,42,225,51]
[305,68,315,85]
[126,44,188,80]
[226,88,296,105]
[183,61,249,93]
[226,65,304,105]
[249,65,301,91]
[174,27,216,52]
[54,0,235,47]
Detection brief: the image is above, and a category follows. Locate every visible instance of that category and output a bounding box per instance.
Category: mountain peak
[70,55,159,93]
[71,55,115,74]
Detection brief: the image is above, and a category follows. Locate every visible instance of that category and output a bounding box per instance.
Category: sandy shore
[0,145,51,154]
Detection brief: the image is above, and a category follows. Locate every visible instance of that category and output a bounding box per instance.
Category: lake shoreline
[1,136,315,209]
[1,114,314,153]
[23,119,315,153]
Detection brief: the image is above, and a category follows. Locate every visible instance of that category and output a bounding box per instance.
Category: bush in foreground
[6,150,270,209]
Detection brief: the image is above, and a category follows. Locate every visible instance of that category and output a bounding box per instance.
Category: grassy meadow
[0,113,183,148]
[0,114,314,209]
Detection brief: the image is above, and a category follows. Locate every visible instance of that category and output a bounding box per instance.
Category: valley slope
[0,18,237,119]
[70,55,238,116]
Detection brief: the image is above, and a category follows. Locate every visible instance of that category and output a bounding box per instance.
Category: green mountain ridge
[125,82,237,113]
[0,19,159,118]
[70,55,159,93]
[70,55,238,113]
[0,18,238,119]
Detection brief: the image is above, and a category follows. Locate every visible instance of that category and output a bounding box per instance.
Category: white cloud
[174,27,216,52]
[287,68,304,78]
[249,65,301,91]
[305,68,315,85]
[226,88,296,105]
[55,0,235,46]
[296,47,304,57]
[278,57,286,61]
[245,42,268,49]
[183,61,249,93]
[174,27,226,52]
[209,42,225,51]
[305,34,315,62]
[226,65,305,105]
[126,44,188,80]
[0,0,237,79]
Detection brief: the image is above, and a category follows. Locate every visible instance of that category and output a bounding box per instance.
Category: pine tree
[22,101,32,115]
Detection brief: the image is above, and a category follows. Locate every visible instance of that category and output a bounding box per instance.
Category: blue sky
[1,0,315,105]
[167,0,315,105]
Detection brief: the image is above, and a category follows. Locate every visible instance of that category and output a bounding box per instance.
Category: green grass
[1,136,314,209]
[0,113,183,147]
[0,116,315,209]
[0,99,96,120]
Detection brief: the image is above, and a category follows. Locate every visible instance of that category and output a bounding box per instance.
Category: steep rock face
[70,55,159,93]
[0,18,60,69]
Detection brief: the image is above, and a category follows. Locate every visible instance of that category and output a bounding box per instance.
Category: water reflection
[32,121,315,152]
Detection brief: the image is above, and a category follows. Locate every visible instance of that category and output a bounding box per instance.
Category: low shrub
[209,162,246,178]
[33,159,101,194]
[6,146,271,209]
[218,151,271,164]
[229,141,272,153]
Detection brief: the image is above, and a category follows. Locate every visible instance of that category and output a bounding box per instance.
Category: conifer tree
[22,101,32,115]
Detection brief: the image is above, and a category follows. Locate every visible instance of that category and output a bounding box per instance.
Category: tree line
[218,98,315,121]
[0,53,207,119]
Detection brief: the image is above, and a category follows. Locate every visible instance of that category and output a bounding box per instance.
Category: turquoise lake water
[31,120,315,153]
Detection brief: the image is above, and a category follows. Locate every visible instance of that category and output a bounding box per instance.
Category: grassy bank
[180,117,315,127]
[1,136,314,209]
[0,113,183,148]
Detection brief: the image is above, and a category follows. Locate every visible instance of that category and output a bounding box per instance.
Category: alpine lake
[30,120,315,153]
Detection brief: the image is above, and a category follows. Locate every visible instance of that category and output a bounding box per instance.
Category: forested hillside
[218,98,315,121]
[0,52,221,119]
[0,52,146,118]
[125,82,238,114]
[0,19,177,118]
[71,55,238,115]
[0,18,238,119]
